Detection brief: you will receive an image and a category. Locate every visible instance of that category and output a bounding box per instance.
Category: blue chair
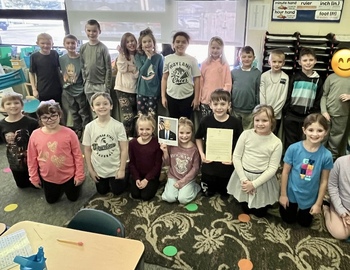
[67,208,125,237]
[0,69,26,91]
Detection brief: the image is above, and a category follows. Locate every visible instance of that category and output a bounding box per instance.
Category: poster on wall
[272,1,343,22]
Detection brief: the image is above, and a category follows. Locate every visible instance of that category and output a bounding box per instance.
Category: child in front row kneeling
[227,105,283,218]
[279,113,333,227]
[129,113,163,201]
[195,89,243,197]
[27,101,85,203]
[161,117,201,204]
[83,92,128,196]
[0,93,39,188]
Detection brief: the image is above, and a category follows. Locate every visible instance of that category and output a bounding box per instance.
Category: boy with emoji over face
[321,46,350,160]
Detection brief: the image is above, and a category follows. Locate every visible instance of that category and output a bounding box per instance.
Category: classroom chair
[67,208,125,237]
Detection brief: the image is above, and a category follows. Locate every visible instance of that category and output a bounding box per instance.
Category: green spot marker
[163,245,178,257]
[185,203,198,212]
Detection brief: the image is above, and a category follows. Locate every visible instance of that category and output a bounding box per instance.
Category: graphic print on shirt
[91,134,117,158]
[169,62,191,85]
[172,152,192,175]
[300,158,315,181]
[5,129,30,170]
[63,63,77,87]
[141,65,155,81]
[38,141,66,168]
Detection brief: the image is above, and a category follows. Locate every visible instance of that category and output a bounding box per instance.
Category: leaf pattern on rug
[84,187,350,270]
[257,217,350,270]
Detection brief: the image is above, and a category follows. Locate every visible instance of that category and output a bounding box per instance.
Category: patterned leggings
[137,94,158,115]
[116,91,137,137]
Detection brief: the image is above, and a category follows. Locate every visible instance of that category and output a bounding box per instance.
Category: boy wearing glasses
[0,93,39,188]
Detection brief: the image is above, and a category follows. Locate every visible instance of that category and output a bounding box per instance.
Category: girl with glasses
[27,100,85,203]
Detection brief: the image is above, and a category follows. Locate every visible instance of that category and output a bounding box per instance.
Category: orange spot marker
[57,239,84,246]
[238,214,250,223]
[238,258,253,270]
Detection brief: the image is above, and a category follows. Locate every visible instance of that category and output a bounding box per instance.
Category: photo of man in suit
[159,119,176,140]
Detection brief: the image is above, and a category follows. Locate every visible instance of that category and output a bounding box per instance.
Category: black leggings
[41,176,81,204]
[240,202,269,218]
[95,176,127,195]
[166,93,194,119]
[129,178,160,201]
[279,202,313,227]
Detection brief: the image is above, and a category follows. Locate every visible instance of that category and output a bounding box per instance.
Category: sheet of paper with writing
[206,128,233,162]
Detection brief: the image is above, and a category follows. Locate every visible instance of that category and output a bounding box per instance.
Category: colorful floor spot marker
[238,214,250,223]
[163,245,178,257]
[3,167,11,173]
[4,204,18,212]
[185,203,198,212]
[238,258,253,270]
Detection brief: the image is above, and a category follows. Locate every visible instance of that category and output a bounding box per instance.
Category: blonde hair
[1,93,23,108]
[205,36,228,65]
[37,33,53,42]
[178,117,194,133]
[252,104,276,131]
[136,112,156,133]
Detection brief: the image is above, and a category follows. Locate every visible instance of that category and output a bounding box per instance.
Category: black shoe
[322,200,330,207]
[75,129,83,140]
[202,190,215,197]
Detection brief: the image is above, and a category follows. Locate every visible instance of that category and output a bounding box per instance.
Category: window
[0,0,65,10]
[0,19,65,45]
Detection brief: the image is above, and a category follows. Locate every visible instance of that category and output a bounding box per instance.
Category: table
[0,223,6,235]
[3,221,145,270]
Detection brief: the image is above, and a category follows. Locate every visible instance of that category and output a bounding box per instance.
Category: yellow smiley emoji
[331,49,350,77]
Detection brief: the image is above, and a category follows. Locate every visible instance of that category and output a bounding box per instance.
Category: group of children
[1,19,350,241]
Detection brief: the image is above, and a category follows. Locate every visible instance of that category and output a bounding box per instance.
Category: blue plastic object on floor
[346,237,350,243]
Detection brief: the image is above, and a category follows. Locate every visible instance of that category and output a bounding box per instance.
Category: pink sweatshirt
[200,58,232,104]
[27,126,85,185]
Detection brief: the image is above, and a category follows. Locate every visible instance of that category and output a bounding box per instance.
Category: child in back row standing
[59,34,91,139]
[283,47,323,151]
[80,19,112,105]
[29,33,62,103]
[114,32,139,138]
[199,36,232,119]
[195,89,243,197]
[231,46,261,130]
[260,49,289,135]
[227,105,283,218]
[162,31,201,119]
[321,69,350,160]
[135,28,163,115]
[161,117,201,204]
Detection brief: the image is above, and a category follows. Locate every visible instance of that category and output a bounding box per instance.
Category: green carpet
[84,184,350,270]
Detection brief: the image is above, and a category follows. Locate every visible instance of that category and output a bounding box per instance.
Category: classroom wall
[246,0,350,68]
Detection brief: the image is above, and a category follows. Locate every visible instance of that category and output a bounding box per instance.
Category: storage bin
[0,46,12,67]
[23,56,31,68]
[10,59,26,70]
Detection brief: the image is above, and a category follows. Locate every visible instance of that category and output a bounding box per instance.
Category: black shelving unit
[262,32,337,82]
